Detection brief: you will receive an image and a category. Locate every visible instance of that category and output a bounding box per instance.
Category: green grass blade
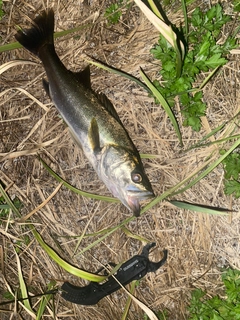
[140,153,161,159]
[181,0,188,35]
[172,31,184,78]
[0,183,20,216]
[76,140,240,249]
[188,133,240,150]
[134,0,185,66]
[39,157,118,203]
[76,216,133,256]
[0,41,22,52]
[141,138,240,214]
[36,281,57,320]
[0,25,91,53]
[171,137,240,196]
[36,295,53,320]
[121,226,151,243]
[187,109,240,150]
[31,227,106,282]
[147,0,163,19]
[199,66,220,89]
[170,200,229,215]
[186,122,227,150]
[15,250,35,316]
[140,68,182,145]
[134,0,182,49]
[86,59,150,93]
[121,281,137,320]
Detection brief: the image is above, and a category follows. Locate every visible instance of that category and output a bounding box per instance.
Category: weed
[104,0,130,24]
[234,0,240,12]
[150,4,237,131]
[0,189,22,219]
[188,268,240,320]
[105,2,122,24]
[220,150,240,199]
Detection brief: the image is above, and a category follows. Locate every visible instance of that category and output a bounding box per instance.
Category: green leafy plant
[104,0,130,24]
[150,4,237,131]
[105,3,122,24]
[0,188,22,218]
[220,150,240,198]
[234,0,240,12]
[188,268,240,320]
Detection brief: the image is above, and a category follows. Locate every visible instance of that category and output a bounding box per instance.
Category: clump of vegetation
[188,268,240,320]
[143,269,240,319]
[150,4,237,131]
[220,150,240,199]
[234,0,240,12]
[104,0,130,24]
[0,189,22,219]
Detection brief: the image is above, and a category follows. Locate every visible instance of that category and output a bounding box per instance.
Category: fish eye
[131,172,142,183]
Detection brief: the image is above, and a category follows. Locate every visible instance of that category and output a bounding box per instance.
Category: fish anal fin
[88,118,101,153]
[96,92,122,124]
[74,65,91,89]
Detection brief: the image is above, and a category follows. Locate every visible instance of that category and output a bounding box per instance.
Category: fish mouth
[127,190,155,217]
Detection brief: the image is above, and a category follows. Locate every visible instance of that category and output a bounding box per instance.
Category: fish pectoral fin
[88,118,101,153]
[42,78,51,98]
[73,65,91,89]
[96,92,122,124]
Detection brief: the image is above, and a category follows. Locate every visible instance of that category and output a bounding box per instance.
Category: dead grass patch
[0,0,240,319]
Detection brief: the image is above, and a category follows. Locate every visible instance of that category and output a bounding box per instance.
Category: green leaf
[139,68,182,145]
[183,116,201,132]
[191,8,202,27]
[195,36,211,61]
[104,3,122,24]
[0,183,21,216]
[32,227,107,282]
[205,54,227,68]
[189,268,240,319]
[15,250,35,316]
[0,24,92,53]
[39,157,119,203]
[86,59,150,93]
[224,180,240,198]
[170,200,229,215]
[36,281,57,320]
[234,0,240,12]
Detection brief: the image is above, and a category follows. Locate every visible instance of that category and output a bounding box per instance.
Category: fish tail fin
[15,9,54,56]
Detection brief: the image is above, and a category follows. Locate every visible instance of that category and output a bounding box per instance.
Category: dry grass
[0,0,240,319]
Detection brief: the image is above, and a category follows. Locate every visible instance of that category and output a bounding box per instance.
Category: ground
[0,0,240,319]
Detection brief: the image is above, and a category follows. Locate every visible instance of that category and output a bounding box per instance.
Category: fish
[15,9,154,216]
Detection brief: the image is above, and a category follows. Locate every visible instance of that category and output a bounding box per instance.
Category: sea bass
[15,9,154,216]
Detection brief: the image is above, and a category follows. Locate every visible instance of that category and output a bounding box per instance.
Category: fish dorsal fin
[96,92,122,124]
[88,118,101,153]
[73,65,91,89]
[42,78,51,98]
[74,66,122,124]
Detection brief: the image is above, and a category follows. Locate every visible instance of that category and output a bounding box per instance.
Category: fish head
[99,145,155,216]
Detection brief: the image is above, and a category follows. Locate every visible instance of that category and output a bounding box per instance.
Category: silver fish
[15,9,154,216]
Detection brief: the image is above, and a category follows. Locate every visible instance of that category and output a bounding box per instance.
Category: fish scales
[15,9,154,216]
